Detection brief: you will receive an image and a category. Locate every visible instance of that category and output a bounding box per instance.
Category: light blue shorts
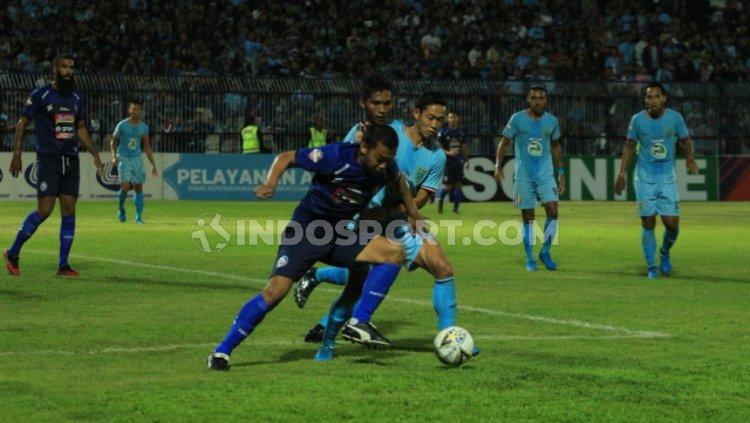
[635,181,680,217]
[514,177,559,209]
[118,155,145,184]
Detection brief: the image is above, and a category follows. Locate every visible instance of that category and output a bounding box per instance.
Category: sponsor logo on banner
[96,161,120,191]
[24,163,39,189]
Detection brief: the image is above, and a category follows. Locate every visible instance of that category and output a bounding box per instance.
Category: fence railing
[2,75,748,156]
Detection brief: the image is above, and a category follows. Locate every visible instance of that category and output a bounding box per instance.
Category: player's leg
[4,196,55,275]
[56,194,78,277]
[516,179,538,271]
[438,181,451,214]
[118,182,131,222]
[294,266,349,308]
[412,239,457,330]
[451,180,463,213]
[536,176,560,270]
[133,157,146,223]
[636,181,659,278]
[657,182,680,276]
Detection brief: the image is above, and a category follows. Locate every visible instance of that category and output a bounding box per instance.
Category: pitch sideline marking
[22,249,672,339]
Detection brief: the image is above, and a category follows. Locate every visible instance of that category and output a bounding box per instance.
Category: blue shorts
[35,153,80,198]
[118,155,145,184]
[271,221,367,281]
[391,223,426,271]
[635,181,680,217]
[514,177,559,209]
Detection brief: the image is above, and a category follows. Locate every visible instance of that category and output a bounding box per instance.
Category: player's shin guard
[452,189,462,212]
[523,223,535,261]
[316,267,349,286]
[541,218,558,254]
[134,192,144,219]
[322,295,357,347]
[641,228,657,268]
[661,227,679,255]
[350,263,401,324]
[215,294,270,355]
[59,215,75,268]
[118,190,127,210]
[8,211,46,257]
[433,276,457,330]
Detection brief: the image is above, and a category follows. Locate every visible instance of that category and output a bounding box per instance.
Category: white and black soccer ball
[434,326,474,366]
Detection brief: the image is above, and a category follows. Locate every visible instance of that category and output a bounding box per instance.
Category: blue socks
[8,211,45,257]
[433,276,457,330]
[541,218,558,254]
[134,192,144,219]
[322,295,358,347]
[316,267,349,286]
[351,263,401,323]
[641,228,656,268]
[216,294,271,355]
[452,189,462,212]
[59,215,75,268]
[661,227,679,255]
[118,190,127,211]
[523,222,535,262]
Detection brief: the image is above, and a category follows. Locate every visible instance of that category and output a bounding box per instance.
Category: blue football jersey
[114,119,149,158]
[21,84,86,156]
[627,108,689,184]
[293,142,398,223]
[502,110,560,181]
[438,126,467,163]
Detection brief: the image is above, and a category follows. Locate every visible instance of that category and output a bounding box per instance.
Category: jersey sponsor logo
[24,162,40,189]
[96,161,120,191]
[309,148,323,163]
[650,141,667,159]
[54,113,76,140]
[527,138,543,157]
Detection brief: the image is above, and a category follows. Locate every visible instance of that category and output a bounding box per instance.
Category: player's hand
[255,184,275,199]
[111,157,118,166]
[93,155,104,176]
[151,166,159,178]
[493,166,504,184]
[614,174,626,195]
[355,121,372,142]
[557,174,566,196]
[408,212,430,235]
[9,153,22,177]
[686,158,700,174]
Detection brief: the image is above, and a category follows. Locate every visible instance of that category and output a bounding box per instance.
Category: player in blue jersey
[437,112,469,214]
[494,85,566,272]
[4,54,104,277]
[110,99,157,224]
[615,82,699,279]
[295,87,466,353]
[206,124,423,370]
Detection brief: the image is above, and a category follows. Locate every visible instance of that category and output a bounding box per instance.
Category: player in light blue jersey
[495,85,566,272]
[109,99,157,224]
[294,83,465,354]
[615,82,699,279]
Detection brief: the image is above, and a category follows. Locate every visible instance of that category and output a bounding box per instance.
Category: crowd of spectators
[1,0,748,82]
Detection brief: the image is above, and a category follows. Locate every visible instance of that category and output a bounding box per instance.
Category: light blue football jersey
[502,110,560,181]
[627,108,689,184]
[114,119,149,158]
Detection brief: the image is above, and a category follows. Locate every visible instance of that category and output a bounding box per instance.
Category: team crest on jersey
[665,128,673,137]
[527,138,543,157]
[309,149,323,163]
[25,97,32,106]
[543,129,552,137]
[650,141,667,159]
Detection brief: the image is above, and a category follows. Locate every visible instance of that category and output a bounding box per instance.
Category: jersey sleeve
[113,121,123,138]
[75,93,87,123]
[626,114,639,141]
[143,123,150,138]
[21,90,41,119]
[675,112,689,140]
[501,114,517,139]
[551,119,561,142]
[421,150,446,193]
[342,123,361,143]
[294,143,341,173]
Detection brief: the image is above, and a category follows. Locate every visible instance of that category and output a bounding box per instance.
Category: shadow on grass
[568,268,750,284]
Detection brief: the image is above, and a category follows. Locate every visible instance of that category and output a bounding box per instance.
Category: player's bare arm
[461,141,470,170]
[109,135,118,165]
[143,134,158,177]
[615,139,637,195]
[77,120,104,175]
[494,135,511,183]
[255,150,296,198]
[9,116,30,177]
[680,136,700,174]
[551,139,566,196]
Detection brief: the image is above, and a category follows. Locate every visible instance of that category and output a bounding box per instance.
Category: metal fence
[2,74,749,157]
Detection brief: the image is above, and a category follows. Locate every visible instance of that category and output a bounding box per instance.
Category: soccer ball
[434,326,474,366]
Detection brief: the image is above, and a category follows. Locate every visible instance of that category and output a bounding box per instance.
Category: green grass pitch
[1,200,748,421]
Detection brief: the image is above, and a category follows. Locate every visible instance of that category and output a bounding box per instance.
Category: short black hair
[361,76,393,101]
[129,98,143,106]
[362,123,398,153]
[528,85,547,94]
[53,53,75,68]
[646,82,667,96]
[415,91,447,111]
